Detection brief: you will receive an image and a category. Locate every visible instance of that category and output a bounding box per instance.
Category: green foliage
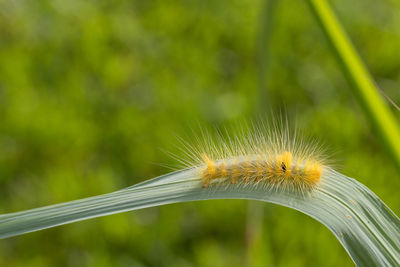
[307,0,400,169]
[1,0,400,266]
[1,169,399,265]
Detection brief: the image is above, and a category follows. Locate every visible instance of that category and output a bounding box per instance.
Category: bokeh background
[1,0,400,266]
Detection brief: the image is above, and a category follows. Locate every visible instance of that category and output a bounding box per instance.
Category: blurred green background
[1,0,400,266]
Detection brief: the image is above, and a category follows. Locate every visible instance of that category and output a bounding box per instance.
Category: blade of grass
[0,168,399,266]
[306,0,400,169]
[256,0,278,110]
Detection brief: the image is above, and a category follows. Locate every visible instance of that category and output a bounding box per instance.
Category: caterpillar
[175,121,327,194]
[200,151,322,191]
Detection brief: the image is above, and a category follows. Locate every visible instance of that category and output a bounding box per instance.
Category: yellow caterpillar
[176,121,327,194]
[201,151,322,191]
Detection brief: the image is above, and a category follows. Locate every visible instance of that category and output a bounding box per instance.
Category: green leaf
[0,168,399,266]
[306,0,400,169]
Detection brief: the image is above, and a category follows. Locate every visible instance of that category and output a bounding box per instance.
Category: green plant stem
[257,0,278,110]
[306,0,400,169]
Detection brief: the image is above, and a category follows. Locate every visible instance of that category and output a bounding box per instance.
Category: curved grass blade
[0,169,399,266]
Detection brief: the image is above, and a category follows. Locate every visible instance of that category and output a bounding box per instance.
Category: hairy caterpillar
[175,121,327,193]
[200,151,322,190]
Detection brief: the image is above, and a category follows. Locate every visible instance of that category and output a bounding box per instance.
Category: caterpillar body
[200,151,322,191]
[176,122,327,194]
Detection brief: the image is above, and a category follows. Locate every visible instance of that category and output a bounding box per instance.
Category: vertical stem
[249,1,279,265]
[256,0,278,111]
[307,0,400,169]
